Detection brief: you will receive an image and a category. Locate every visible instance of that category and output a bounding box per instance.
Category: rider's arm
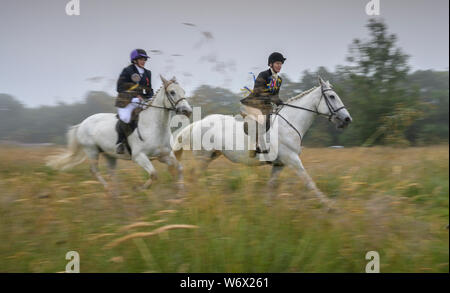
[252,72,268,97]
[141,70,154,99]
[117,67,135,93]
[251,71,273,104]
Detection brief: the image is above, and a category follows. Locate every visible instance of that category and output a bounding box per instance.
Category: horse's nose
[345,116,352,123]
[183,109,192,118]
[177,107,192,117]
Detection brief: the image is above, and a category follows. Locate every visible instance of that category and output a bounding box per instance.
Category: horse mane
[152,84,165,100]
[152,78,178,101]
[285,86,319,103]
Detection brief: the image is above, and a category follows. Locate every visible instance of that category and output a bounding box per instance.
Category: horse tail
[173,123,194,161]
[46,124,86,170]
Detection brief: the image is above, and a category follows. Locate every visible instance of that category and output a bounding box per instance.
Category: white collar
[270,67,278,78]
[135,64,145,75]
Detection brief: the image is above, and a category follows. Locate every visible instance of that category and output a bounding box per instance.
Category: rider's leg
[256,114,270,154]
[116,100,138,154]
[242,106,265,157]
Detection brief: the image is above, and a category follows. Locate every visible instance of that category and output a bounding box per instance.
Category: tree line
[0,19,448,147]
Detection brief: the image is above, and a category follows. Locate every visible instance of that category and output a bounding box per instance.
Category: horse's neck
[139,90,171,133]
[280,88,321,136]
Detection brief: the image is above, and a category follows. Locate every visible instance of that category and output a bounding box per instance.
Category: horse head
[317,76,352,129]
[160,75,192,117]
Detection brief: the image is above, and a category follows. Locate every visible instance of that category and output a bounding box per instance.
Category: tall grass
[0,145,448,272]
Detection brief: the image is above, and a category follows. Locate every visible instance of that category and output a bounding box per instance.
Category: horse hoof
[109,189,120,198]
[323,200,337,213]
[133,185,148,192]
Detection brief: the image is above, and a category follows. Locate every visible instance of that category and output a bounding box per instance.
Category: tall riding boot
[116,120,134,154]
[256,115,270,154]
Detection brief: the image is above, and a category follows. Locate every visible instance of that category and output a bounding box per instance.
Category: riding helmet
[268,52,286,66]
[130,49,150,62]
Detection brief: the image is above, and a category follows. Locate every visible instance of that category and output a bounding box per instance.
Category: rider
[240,52,286,155]
[115,49,154,154]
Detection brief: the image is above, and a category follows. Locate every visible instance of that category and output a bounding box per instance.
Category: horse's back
[81,112,116,124]
[77,112,118,145]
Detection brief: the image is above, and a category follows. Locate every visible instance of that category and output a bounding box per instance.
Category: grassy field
[0,145,448,272]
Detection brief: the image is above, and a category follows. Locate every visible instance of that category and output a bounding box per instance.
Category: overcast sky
[0,0,448,107]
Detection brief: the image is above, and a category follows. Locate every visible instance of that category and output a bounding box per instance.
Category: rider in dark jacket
[241,52,286,155]
[115,60,154,107]
[115,49,154,154]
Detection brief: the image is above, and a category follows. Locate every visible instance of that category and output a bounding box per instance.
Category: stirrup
[116,142,125,154]
[255,146,270,154]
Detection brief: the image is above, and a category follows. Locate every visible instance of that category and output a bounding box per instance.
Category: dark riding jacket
[240,68,283,113]
[115,64,154,108]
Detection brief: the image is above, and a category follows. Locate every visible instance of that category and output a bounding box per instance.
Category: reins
[133,80,186,142]
[136,80,186,111]
[272,86,347,144]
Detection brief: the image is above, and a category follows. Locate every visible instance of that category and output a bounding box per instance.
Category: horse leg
[103,153,120,197]
[132,152,157,190]
[285,154,333,208]
[85,147,109,190]
[194,150,221,174]
[159,152,185,195]
[262,164,284,204]
[268,164,285,189]
[159,153,183,182]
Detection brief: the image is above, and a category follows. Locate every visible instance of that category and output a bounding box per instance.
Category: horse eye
[329,95,335,99]
[170,91,176,95]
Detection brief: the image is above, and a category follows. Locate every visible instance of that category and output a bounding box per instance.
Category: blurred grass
[0,145,448,272]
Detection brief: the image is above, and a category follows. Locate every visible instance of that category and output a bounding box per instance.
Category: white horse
[47,76,192,193]
[173,76,352,205]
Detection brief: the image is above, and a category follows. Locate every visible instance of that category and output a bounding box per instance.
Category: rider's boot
[116,119,134,154]
[255,114,271,154]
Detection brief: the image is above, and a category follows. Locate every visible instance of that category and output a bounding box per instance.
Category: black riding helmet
[268,52,286,66]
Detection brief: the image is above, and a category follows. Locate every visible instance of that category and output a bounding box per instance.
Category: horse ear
[171,76,177,82]
[160,75,169,86]
[318,75,326,87]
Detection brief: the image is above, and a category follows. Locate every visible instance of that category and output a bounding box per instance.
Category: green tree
[189,85,241,117]
[342,18,421,146]
[406,70,449,144]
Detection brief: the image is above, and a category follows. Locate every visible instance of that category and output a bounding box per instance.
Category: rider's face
[271,61,283,73]
[136,57,147,68]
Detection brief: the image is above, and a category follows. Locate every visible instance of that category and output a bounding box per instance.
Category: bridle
[278,86,346,121]
[163,80,188,110]
[132,80,188,142]
[136,80,187,111]
[319,88,346,120]
[273,85,347,142]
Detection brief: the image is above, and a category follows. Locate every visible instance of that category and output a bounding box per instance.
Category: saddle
[243,113,272,136]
